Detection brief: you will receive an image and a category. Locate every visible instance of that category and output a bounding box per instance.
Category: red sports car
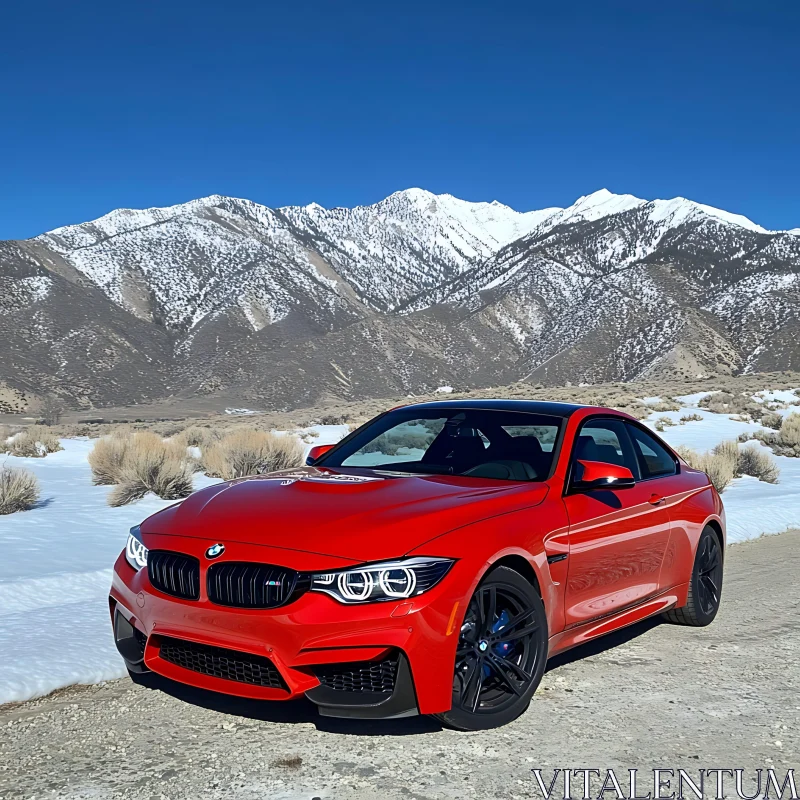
[111,400,725,730]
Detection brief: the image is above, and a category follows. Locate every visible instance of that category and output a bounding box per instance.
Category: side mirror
[573,460,635,490]
[306,444,335,465]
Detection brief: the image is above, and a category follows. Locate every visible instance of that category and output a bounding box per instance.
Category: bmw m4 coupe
[110,400,725,730]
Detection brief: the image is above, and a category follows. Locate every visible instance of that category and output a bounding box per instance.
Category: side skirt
[547,582,690,658]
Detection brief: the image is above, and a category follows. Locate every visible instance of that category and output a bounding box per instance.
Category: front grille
[207,561,302,608]
[314,654,398,694]
[159,637,287,690]
[147,550,200,600]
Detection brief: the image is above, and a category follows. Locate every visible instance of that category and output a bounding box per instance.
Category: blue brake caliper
[484,609,512,677]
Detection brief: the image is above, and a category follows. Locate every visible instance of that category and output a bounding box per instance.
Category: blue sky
[1,1,798,239]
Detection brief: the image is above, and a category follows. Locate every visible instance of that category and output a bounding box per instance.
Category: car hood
[141,467,549,562]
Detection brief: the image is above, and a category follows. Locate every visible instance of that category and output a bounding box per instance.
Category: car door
[623,421,686,591]
[562,417,671,627]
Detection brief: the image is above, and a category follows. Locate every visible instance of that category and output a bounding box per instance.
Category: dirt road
[2,531,798,800]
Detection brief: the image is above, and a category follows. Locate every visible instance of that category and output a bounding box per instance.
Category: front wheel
[435,566,548,731]
[662,526,723,627]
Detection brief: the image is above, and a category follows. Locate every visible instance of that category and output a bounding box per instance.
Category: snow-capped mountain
[35,189,555,328]
[1,188,798,410]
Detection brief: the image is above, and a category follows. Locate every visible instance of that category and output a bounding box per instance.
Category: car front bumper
[110,547,467,717]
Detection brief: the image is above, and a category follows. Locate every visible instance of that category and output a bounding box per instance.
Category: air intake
[159,637,287,690]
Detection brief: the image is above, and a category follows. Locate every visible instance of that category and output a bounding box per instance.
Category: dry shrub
[88,436,130,485]
[677,445,736,494]
[145,420,189,437]
[679,413,703,423]
[108,433,193,507]
[678,439,780,492]
[674,445,699,467]
[0,465,40,514]
[0,424,11,452]
[760,411,783,431]
[781,413,800,446]
[203,429,304,480]
[8,425,63,457]
[172,425,220,449]
[750,414,800,458]
[649,399,681,412]
[699,392,734,413]
[737,444,780,484]
[700,392,760,417]
[712,439,740,466]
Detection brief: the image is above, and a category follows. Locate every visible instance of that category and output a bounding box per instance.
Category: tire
[435,565,548,731]
[662,526,723,627]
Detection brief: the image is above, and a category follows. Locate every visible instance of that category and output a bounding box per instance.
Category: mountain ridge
[1,188,798,412]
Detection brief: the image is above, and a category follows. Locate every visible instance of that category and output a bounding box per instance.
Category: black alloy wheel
[663,526,724,627]
[436,566,548,731]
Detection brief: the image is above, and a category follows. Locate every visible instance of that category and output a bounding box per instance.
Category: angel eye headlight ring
[378,567,417,598]
[337,570,374,601]
[310,557,453,604]
[125,525,148,571]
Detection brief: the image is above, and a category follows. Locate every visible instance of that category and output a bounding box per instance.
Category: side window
[501,424,559,452]
[627,424,677,479]
[572,419,639,481]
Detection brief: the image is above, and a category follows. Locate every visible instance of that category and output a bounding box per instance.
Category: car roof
[391,398,587,418]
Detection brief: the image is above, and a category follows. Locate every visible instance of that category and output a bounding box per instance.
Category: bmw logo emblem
[478,640,489,652]
[206,543,225,559]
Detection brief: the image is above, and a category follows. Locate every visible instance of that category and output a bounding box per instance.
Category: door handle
[648,493,666,505]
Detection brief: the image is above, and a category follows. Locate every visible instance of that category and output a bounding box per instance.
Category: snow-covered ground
[0,426,347,705]
[0,405,797,705]
[643,393,800,543]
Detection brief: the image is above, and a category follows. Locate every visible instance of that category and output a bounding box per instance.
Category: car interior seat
[575,435,624,466]
[464,434,546,480]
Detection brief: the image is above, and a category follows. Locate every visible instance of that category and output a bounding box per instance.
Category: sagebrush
[172,425,220,449]
[736,444,780,484]
[108,432,194,507]
[8,425,63,457]
[88,431,195,506]
[781,413,800,446]
[88,436,130,485]
[676,445,736,493]
[0,465,40,514]
[677,439,780,493]
[203,429,304,480]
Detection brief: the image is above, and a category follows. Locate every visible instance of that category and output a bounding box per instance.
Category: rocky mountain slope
[1,188,798,411]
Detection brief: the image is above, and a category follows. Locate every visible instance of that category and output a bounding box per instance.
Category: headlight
[125,525,148,571]
[310,557,454,604]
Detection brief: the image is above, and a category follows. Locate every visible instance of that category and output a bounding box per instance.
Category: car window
[341,418,447,467]
[501,425,558,452]
[627,424,677,478]
[325,409,565,480]
[572,419,639,481]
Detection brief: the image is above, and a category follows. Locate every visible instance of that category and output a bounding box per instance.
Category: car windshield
[319,408,564,481]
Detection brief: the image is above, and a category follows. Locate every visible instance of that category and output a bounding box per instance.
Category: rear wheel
[663,526,723,627]
[435,566,548,731]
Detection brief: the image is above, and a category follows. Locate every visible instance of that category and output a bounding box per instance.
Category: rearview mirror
[306,444,335,465]
[573,459,635,490]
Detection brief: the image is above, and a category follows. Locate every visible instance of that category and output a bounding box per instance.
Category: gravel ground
[2,530,798,800]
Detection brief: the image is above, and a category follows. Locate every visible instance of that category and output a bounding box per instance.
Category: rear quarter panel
[660,466,725,589]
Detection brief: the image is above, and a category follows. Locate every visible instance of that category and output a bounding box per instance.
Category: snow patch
[751,388,800,405]
[645,404,800,543]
